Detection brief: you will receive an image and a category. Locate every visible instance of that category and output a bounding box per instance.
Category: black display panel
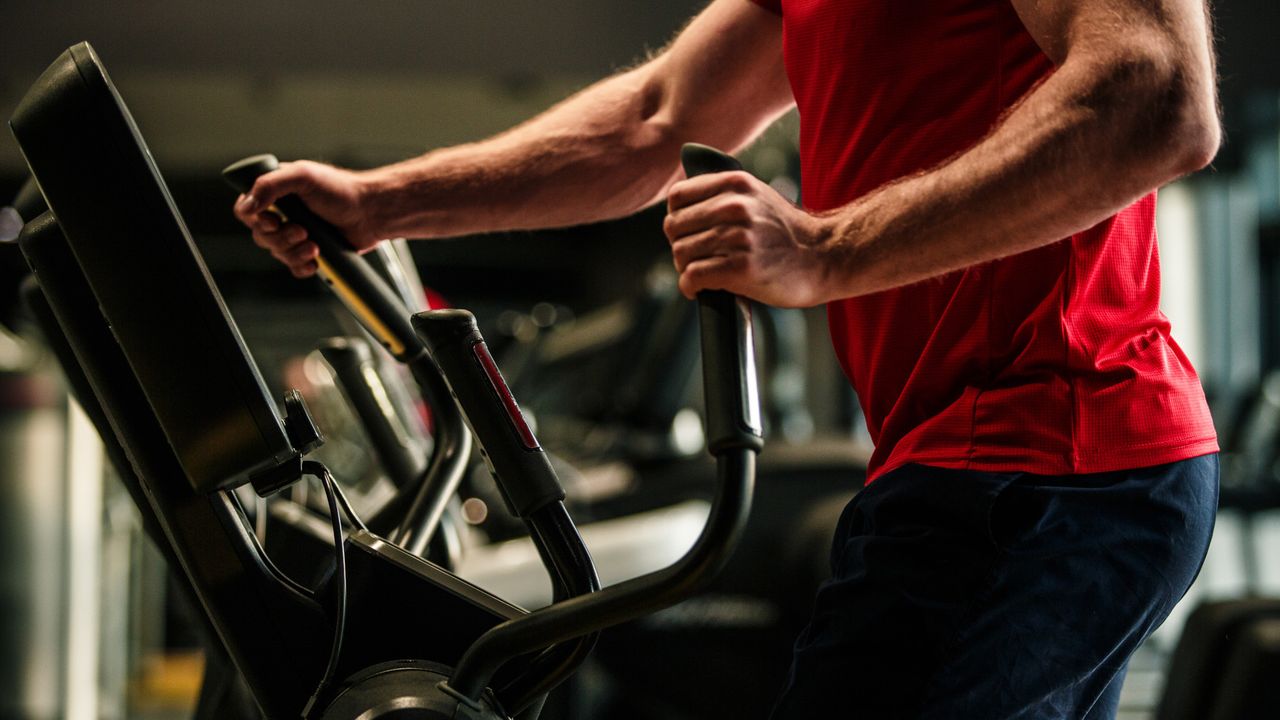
[9,42,293,492]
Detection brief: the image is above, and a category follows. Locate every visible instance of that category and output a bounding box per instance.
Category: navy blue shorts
[770,455,1219,719]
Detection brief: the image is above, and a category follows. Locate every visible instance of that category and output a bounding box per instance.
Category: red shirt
[750,0,1218,480]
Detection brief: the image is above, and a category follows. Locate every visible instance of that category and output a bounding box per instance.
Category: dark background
[1,1,1274,301]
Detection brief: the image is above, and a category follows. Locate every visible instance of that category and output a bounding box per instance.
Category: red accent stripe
[473,341,540,450]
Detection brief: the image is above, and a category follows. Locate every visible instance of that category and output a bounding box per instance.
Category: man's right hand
[231,160,379,278]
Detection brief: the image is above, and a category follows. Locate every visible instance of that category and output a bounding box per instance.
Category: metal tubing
[318,338,427,490]
[447,449,755,701]
[383,353,473,557]
[496,503,601,713]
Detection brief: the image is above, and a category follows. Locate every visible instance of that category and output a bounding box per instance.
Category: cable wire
[331,479,369,534]
[301,462,349,717]
[305,460,369,534]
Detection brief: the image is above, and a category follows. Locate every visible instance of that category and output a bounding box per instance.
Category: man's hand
[231,160,379,278]
[664,170,834,308]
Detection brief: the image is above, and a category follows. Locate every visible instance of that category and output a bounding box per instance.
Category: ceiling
[1,0,1276,176]
[0,0,704,172]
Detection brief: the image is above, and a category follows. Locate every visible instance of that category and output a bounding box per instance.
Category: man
[235,0,1221,717]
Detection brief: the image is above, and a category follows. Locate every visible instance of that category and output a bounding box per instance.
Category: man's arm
[234,0,792,277]
[666,0,1220,306]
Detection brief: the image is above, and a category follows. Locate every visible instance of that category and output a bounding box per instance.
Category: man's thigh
[770,456,1218,720]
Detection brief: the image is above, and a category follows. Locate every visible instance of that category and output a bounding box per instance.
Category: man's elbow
[1149,68,1221,177]
[1082,42,1220,180]
[1165,103,1221,176]
[1127,53,1221,178]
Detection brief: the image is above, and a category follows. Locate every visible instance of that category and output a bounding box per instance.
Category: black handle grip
[679,144,764,454]
[222,154,422,362]
[411,309,565,518]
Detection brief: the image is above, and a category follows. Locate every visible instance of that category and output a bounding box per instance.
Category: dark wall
[0,1,703,78]
[1215,0,1280,100]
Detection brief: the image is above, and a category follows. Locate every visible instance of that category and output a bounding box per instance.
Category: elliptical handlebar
[223,155,472,550]
[223,154,422,362]
[681,143,765,455]
[431,143,764,708]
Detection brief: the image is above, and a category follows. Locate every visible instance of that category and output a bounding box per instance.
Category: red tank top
[750,0,1218,480]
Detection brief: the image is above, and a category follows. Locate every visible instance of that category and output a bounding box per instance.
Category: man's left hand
[664,170,834,308]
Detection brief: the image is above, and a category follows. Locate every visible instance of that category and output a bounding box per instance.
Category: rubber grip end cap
[680,143,744,177]
[222,154,280,194]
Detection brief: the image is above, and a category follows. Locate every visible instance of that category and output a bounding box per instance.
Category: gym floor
[115,507,1279,720]
[105,636,1200,720]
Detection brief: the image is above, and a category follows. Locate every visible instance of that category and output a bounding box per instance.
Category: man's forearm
[359,0,792,241]
[362,66,683,240]
[237,1,791,276]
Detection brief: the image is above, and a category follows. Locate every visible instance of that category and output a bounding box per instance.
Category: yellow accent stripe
[267,204,406,356]
[316,258,407,357]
